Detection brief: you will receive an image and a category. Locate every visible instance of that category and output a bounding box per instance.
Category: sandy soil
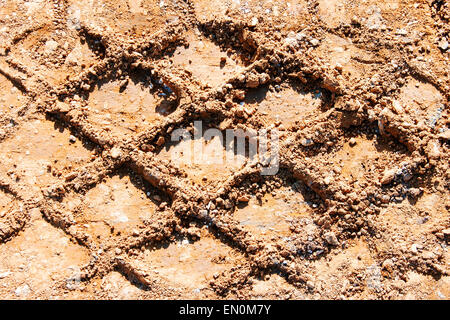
[0,0,448,300]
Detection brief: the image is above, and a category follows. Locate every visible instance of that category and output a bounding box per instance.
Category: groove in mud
[169,29,245,88]
[128,233,245,292]
[62,168,169,247]
[243,81,328,129]
[156,123,252,185]
[84,68,178,139]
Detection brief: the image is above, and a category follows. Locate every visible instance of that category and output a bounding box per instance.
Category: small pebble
[69,135,76,143]
[156,136,165,146]
[324,232,339,246]
[310,39,320,47]
[438,40,448,51]
[15,284,30,297]
[395,28,407,35]
[238,195,250,202]
[110,147,121,159]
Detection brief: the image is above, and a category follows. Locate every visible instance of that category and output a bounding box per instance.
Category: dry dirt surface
[0,0,449,300]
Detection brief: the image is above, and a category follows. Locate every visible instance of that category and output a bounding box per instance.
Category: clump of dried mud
[0,0,448,300]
